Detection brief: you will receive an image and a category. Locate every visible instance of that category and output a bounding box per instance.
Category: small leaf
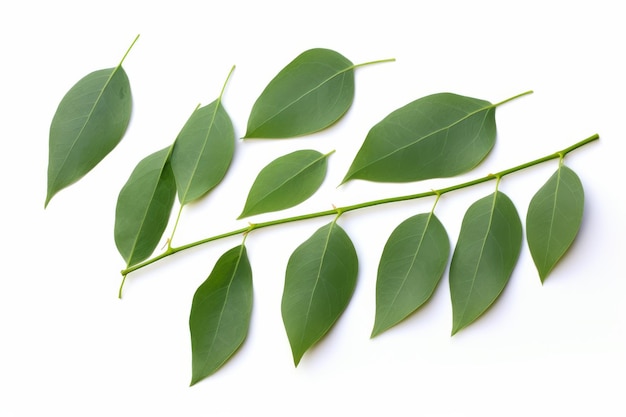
[449,191,522,335]
[526,165,584,282]
[244,48,355,138]
[46,66,132,207]
[238,150,332,219]
[281,221,358,366]
[170,100,234,205]
[171,68,235,205]
[342,93,497,183]
[114,146,176,267]
[189,245,253,386]
[372,212,449,337]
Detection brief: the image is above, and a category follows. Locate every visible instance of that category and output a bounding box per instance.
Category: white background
[1,1,624,416]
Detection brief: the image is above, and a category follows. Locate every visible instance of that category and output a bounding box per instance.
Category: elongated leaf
[170,100,234,205]
[526,165,584,282]
[244,48,355,138]
[449,191,522,335]
[238,150,331,219]
[46,66,132,206]
[114,146,176,267]
[372,212,449,337]
[282,221,358,366]
[342,93,497,184]
[189,245,253,385]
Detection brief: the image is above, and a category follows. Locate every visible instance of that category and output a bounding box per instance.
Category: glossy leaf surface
[449,191,522,335]
[282,221,358,366]
[244,48,355,138]
[114,146,176,267]
[46,67,132,206]
[526,165,584,282]
[171,101,234,205]
[189,245,253,385]
[238,150,331,219]
[342,93,496,183]
[372,212,449,337]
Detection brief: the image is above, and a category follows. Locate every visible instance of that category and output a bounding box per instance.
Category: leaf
[244,48,355,139]
[170,100,234,205]
[189,245,253,386]
[449,191,522,335]
[238,150,332,219]
[281,221,358,366]
[526,165,584,282]
[342,93,497,184]
[114,146,176,267]
[46,65,132,207]
[372,212,449,337]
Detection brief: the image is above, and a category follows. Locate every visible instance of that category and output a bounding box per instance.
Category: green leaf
[46,66,132,207]
[114,146,176,267]
[170,100,234,205]
[449,191,522,335]
[342,93,498,183]
[238,150,332,219]
[244,48,355,138]
[526,165,584,283]
[372,212,449,337]
[281,221,358,366]
[189,245,253,386]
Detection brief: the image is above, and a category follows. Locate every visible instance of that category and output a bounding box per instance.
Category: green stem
[353,57,396,69]
[120,134,599,277]
[119,34,140,67]
[493,90,533,107]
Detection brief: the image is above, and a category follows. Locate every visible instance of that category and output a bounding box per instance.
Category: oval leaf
[114,146,176,267]
[238,150,332,219]
[46,66,132,206]
[342,93,496,183]
[281,221,358,366]
[526,165,584,282]
[244,48,355,139]
[372,212,449,337]
[449,191,522,335]
[171,100,234,205]
[189,245,253,385]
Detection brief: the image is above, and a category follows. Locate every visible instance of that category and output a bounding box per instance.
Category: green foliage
[342,93,499,184]
[114,146,176,267]
[238,150,332,219]
[244,48,356,139]
[171,68,235,205]
[46,67,132,207]
[281,221,358,366]
[526,164,584,282]
[189,245,253,385]
[449,191,523,335]
[372,211,450,337]
[45,39,599,385]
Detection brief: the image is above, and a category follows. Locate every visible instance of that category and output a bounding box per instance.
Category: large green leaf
[449,191,522,335]
[238,150,332,219]
[114,146,176,267]
[243,48,355,139]
[170,100,234,205]
[342,93,497,184]
[372,212,449,337]
[526,165,584,282]
[281,221,358,366]
[46,66,132,206]
[189,245,253,386]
